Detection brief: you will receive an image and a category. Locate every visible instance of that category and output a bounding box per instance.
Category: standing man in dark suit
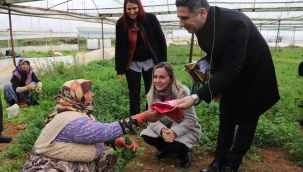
[0,93,12,143]
[175,0,280,171]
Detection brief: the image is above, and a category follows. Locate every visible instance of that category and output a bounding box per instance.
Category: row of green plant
[0,38,82,48]
[0,45,303,171]
[0,37,116,58]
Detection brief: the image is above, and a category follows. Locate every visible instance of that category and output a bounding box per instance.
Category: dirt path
[129,132,303,172]
[1,121,303,172]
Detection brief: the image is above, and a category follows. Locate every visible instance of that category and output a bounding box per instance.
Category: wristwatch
[191,94,200,105]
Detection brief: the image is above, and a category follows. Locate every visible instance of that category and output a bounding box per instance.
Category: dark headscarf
[44,79,95,126]
[13,58,33,85]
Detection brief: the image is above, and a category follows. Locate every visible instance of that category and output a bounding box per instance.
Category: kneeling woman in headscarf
[22,79,164,172]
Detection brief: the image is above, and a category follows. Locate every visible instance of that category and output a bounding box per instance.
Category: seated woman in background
[4,58,42,106]
[140,62,202,168]
[22,79,164,171]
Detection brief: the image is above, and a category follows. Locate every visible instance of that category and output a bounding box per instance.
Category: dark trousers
[125,68,153,116]
[0,93,3,133]
[141,135,190,156]
[215,102,259,170]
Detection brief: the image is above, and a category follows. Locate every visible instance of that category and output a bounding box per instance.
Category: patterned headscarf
[44,79,95,126]
[13,58,33,85]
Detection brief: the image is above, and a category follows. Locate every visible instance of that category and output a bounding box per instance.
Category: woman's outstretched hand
[131,109,164,125]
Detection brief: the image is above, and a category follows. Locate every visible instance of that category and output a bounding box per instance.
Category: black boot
[155,148,169,159]
[8,100,16,107]
[300,118,303,126]
[0,133,12,143]
[180,151,192,168]
[200,159,225,172]
[220,165,239,172]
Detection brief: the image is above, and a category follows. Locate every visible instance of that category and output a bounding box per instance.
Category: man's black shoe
[0,134,12,143]
[155,149,168,159]
[200,160,224,172]
[180,152,192,168]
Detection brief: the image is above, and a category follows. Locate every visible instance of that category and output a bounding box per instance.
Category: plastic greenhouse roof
[0,0,303,34]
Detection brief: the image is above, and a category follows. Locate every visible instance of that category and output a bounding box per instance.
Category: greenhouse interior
[1,1,303,172]
[0,0,302,79]
[0,0,303,92]
[0,0,302,46]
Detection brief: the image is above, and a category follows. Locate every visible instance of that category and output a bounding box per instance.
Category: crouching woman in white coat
[140,62,202,168]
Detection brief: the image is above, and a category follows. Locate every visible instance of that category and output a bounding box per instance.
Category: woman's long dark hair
[122,0,146,31]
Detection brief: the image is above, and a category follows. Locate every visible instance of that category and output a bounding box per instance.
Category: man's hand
[176,96,195,109]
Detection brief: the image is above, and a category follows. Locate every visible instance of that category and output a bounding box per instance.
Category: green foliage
[286,136,303,165]
[113,147,144,172]
[21,51,54,58]
[244,146,262,163]
[0,37,96,58]
[152,155,165,167]
[1,46,303,171]
[112,135,144,172]
[0,160,23,172]
[124,134,132,145]
[3,145,26,159]
[29,90,39,102]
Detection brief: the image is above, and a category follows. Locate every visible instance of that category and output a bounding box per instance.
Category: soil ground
[1,122,303,172]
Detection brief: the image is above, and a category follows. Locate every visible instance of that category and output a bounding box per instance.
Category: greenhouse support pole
[8,6,16,66]
[50,30,52,48]
[292,27,296,46]
[78,33,80,51]
[101,18,104,60]
[274,20,281,56]
[7,33,9,47]
[189,33,194,63]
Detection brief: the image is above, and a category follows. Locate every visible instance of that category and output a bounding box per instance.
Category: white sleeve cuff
[16,87,25,93]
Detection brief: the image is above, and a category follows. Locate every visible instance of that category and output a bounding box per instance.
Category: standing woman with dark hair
[115,0,167,116]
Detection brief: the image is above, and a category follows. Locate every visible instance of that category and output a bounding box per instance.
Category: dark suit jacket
[115,13,167,75]
[195,6,280,123]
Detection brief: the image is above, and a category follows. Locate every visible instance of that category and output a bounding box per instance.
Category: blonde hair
[146,62,189,105]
